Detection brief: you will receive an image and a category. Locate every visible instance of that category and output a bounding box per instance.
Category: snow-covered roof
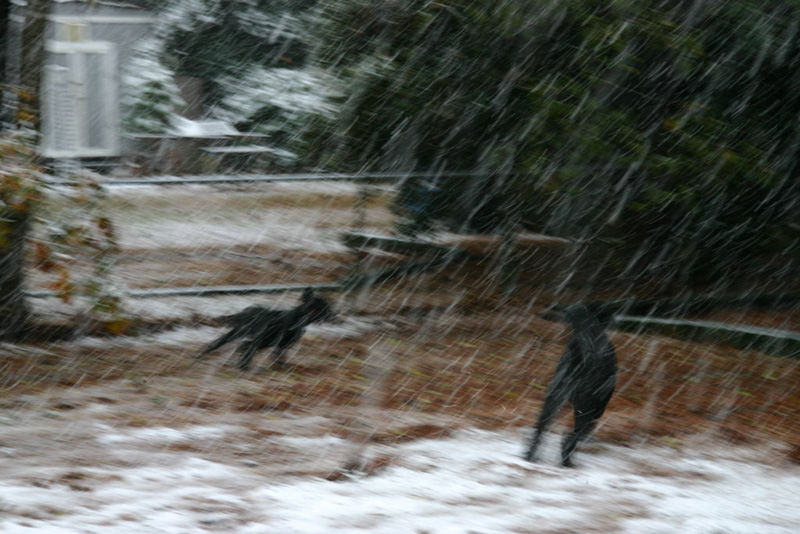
[170,118,240,138]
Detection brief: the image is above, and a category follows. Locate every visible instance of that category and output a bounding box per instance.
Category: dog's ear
[301,287,315,303]
[572,302,615,328]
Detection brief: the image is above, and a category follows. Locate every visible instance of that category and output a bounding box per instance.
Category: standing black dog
[200,288,335,370]
[524,303,617,467]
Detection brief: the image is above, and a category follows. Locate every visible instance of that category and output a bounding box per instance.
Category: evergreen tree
[309,0,800,292]
[122,39,185,134]
[154,0,319,107]
[125,0,342,155]
[213,65,343,161]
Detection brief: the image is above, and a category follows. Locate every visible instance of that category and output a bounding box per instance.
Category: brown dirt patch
[2,269,798,462]
[4,183,799,462]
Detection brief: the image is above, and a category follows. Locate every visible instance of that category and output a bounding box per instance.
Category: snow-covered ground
[8,181,796,533]
[103,182,384,252]
[42,180,392,254]
[0,425,797,534]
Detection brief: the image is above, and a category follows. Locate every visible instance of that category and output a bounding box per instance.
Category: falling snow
[3,1,800,533]
[1,181,796,533]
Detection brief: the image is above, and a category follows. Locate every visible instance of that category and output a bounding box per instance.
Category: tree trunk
[0,0,9,87]
[0,214,31,340]
[20,0,49,130]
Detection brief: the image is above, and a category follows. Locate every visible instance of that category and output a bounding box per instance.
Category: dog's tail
[199,328,244,355]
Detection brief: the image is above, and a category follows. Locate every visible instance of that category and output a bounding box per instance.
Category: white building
[6,0,154,159]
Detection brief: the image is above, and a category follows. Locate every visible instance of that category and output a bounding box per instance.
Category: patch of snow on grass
[1,428,797,533]
[98,424,234,445]
[100,182,373,253]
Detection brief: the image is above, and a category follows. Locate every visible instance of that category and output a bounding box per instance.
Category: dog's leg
[199,328,241,357]
[270,345,289,369]
[524,370,572,462]
[235,340,260,371]
[560,383,615,466]
[560,403,602,468]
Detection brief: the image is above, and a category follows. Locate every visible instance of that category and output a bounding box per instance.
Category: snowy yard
[0,422,797,533]
[7,0,799,528]
[2,181,798,533]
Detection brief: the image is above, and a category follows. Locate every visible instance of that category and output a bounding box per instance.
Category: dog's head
[300,288,337,324]
[564,302,615,329]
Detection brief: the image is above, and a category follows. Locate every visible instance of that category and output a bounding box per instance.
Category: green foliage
[155,0,319,104]
[132,1,339,152]
[0,130,41,338]
[0,136,131,335]
[123,39,185,134]
[37,172,127,325]
[0,130,42,228]
[213,65,344,161]
[311,0,800,289]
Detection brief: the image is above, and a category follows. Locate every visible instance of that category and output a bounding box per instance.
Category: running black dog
[524,303,617,467]
[200,288,335,370]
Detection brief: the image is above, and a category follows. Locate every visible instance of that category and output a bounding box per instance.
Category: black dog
[200,288,335,370]
[524,303,617,467]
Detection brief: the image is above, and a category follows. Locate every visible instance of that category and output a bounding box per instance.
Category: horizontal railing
[43,171,489,187]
